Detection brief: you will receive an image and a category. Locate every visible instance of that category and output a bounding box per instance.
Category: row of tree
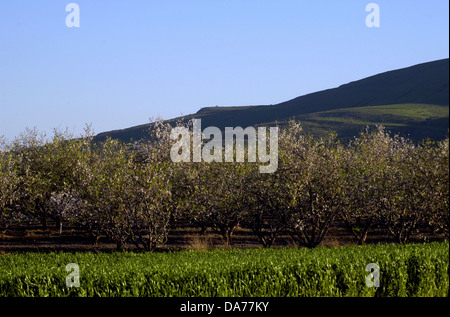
[0,122,448,250]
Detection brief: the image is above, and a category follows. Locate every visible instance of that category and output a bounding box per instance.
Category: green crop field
[287,103,449,141]
[349,104,449,119]
[0,242,448,297]
[306,104,449,125]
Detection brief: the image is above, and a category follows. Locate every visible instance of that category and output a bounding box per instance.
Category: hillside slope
[95,58,449,142]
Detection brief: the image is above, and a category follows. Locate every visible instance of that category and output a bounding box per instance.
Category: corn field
[0,242,448,297]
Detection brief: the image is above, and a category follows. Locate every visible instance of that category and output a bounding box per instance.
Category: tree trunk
[55,217,63,234]
[41,214,47,230]
[223,229,233,247]
[116,240,123,251]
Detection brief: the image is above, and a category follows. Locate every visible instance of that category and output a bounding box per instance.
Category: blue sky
[0,0,448,141]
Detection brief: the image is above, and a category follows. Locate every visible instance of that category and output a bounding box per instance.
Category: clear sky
[0,0,448,141]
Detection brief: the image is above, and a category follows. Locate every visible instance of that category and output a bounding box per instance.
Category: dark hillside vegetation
[94,59,449,143]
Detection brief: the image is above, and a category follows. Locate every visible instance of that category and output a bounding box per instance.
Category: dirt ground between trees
[0,217,446,254]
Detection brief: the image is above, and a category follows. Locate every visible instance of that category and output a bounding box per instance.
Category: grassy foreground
[0,242,448,297]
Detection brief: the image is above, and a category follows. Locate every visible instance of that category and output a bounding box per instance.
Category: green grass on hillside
[94,59,449,143]
[288,103,449,141]
[95,102,449,143]
[353,104,449,119]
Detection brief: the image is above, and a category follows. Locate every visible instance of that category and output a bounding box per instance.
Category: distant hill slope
[95,58,449,142]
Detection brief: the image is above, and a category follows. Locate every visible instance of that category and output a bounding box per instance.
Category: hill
[94,58,449,142]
